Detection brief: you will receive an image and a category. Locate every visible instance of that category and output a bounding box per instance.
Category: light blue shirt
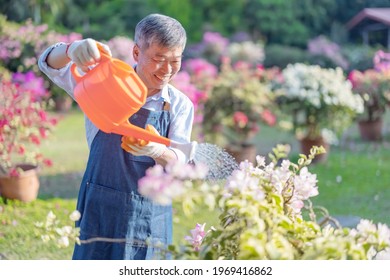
[38,43,194,162]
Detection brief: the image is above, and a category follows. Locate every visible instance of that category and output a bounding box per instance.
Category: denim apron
[72,99,172,260]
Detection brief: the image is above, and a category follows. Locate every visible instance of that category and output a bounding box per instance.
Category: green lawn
[0,108,389,259]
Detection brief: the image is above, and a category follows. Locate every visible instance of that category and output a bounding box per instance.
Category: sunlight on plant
[35,145,390,260]
[139,144,390,260]
[34,210,80,248]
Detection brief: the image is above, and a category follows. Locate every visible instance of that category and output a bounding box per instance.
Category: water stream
[192,143,239,181]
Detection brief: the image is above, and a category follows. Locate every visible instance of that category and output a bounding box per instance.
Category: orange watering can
[70,44,171,146]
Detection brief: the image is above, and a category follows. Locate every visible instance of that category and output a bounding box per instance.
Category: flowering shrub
[348,69,390,122]
[172,58,217,140]
[227,40,265,66]
[171,71,207,126]
[185,31,229,65]
[0,16,82,105]
[182,58,218,91]
[0,15,81,73]
[138,145,390,260]
[373,50,390,73]
[34,145,390,259]
[307,35,349,70]
[202,58,276,147]
[35,210,81,248]
[105,36,136,66]
[0,70,58,176]
[273,63,364,141]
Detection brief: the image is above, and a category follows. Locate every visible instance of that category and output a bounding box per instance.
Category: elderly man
[39,13,194,260]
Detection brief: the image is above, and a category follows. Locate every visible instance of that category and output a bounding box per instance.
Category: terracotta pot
[299,136,329,164]
[358,119,383,141]
[0,164,40,202]
[225,143,257,164]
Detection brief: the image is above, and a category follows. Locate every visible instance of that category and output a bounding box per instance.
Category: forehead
[145,43,184,58]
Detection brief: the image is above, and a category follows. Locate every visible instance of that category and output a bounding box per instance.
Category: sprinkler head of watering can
[170,141,198,163]
[121,124,198,163]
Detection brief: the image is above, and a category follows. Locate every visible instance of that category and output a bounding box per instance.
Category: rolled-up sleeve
[37,42,77,99]
[168,90,195,163]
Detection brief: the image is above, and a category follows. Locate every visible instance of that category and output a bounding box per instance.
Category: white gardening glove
[67,38,112,72]
[121,125,167,159]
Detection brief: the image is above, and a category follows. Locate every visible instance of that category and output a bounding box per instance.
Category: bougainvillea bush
[0,69,58,176]
[0,15,81,73]
[35,145,390,259]
[138,145,390,260]
[0,16,82,104]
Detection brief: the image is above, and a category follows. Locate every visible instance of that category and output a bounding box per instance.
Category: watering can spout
[113,122,172,146]
[170,141,198,162]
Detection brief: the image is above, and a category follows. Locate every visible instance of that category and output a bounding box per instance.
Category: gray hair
[134,14,187,50]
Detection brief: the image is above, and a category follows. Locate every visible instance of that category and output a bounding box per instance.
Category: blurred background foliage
[1,0,390,46]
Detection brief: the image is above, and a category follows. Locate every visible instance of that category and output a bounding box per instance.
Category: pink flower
[30,134,41,145]
[43,159,53,167]
[183,58,218,78]
[184,223,213,251]
[347,70,361,89]
[12,71,48,101]
[374,50,390,73]
[261,109,277,126]
[9,167,20,177]
[39,127,48,139]
[17,145,25,155]
[138,165,184,205]
[233,111,249,128]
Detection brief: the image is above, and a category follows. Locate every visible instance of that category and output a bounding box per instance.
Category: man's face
[133,43,183,96]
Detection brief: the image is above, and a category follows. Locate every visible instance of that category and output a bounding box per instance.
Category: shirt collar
[146,85,171,103]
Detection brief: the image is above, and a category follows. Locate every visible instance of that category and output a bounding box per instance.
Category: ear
[133,44,139,62]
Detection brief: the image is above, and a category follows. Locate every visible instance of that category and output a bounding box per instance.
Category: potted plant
[202,58,276,163]
[273,63,364,162]
[348,68,390,141]
[0,69,58,202]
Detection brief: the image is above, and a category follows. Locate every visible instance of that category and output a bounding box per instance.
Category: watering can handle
[70,42,111,83]
[113,120,172,146]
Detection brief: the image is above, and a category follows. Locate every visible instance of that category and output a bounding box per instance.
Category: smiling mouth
[155,74,170,83]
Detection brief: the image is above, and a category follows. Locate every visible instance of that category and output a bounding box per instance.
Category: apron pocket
[79,182,129,239]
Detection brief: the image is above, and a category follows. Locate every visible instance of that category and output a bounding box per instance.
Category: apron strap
[162,101,170,111]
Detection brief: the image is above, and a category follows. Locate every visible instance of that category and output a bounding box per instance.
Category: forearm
[46,43,71,69]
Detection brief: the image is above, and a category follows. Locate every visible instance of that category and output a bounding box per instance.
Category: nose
[160,61,173,74]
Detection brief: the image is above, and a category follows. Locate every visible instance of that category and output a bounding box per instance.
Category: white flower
[57,236,70,248]
[41,235,50,243]
[256,156,266,167]
[56,226,73,236]
[69,210,81,222]
[377,223,390,246]
[293,167,318,200]
[47,211,56,221]
[357,219,377,235]
[375,248,390,260]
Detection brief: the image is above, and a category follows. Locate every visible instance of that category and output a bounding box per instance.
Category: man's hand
[121,125,167,159]
[67,38,112,72]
